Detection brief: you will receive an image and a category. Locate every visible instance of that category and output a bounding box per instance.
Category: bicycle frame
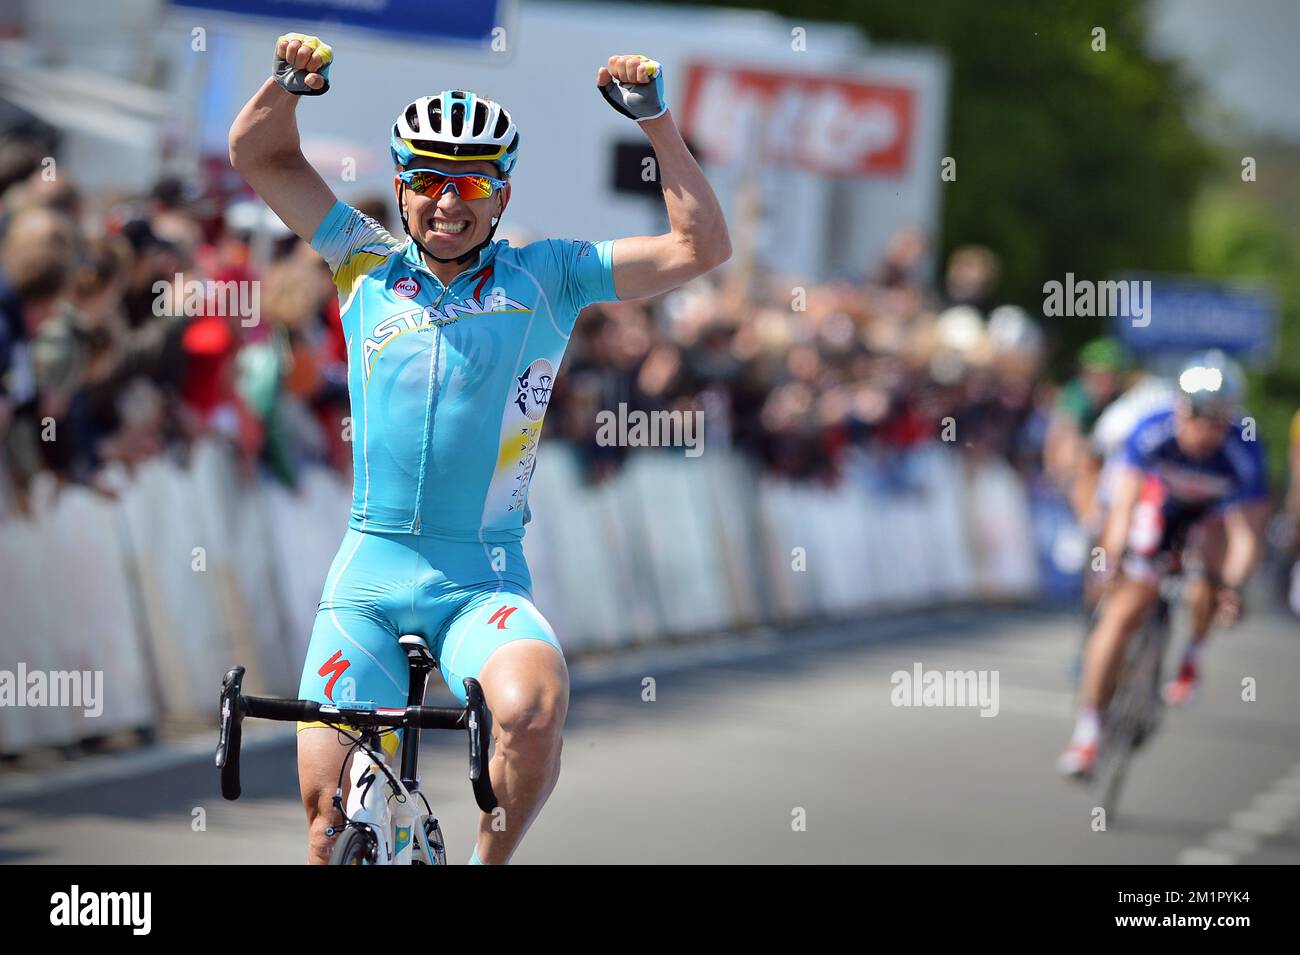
[334,635,447,865]
[1096,571,1184,814]
[340,730,442,865]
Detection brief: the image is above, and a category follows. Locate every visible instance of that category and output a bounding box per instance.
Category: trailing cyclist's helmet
[390,90,520,176]
[1079,336,1128,372]
[1175,349,1245,421]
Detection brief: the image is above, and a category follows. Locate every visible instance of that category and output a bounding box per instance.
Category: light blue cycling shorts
[296,529,562,726]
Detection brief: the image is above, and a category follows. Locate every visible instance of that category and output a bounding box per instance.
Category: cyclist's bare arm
[1043,412,1080,486]
[228,37,336,243]
[1219,502,1260,589]
[1099,465,1142,571]
[602,58,730,300]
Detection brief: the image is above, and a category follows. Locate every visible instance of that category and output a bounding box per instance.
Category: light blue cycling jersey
[310,200,619,542]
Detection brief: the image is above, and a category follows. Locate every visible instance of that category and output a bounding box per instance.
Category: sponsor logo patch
[318,650,351,701]
[487,605,518,630]
[514,358,554,422]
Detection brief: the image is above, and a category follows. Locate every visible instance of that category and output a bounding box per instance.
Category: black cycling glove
[273,33,333,96]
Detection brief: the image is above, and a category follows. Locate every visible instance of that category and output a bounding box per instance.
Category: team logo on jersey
[393,277,420,299]
[514,359,554,421]
[361,294,531,380]
[507,426,540,512]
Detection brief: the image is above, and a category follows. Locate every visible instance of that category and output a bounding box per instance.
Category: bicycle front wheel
[329,825,380,865]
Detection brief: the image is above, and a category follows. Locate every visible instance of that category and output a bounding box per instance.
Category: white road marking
[1179,760,1300,864]
[1203,828,1259,855]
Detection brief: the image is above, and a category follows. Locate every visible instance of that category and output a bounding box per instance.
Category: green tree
[1190,186,1300,485]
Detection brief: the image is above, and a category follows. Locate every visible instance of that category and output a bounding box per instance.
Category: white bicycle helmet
[390,90,520,176]
[1176,349,1245,421]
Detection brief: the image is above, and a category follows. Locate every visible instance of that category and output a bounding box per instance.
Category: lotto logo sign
[393,277,420,299]
[679,62,915,177]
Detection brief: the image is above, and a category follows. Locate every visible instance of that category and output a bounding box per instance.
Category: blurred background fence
[0,440,1036,751]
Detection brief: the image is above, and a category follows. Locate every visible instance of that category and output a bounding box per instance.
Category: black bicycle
[217,634,496,864]
[1094,570,1184,819]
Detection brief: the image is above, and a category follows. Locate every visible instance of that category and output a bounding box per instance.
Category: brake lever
[217,666,246,801]
[463,678,497,813]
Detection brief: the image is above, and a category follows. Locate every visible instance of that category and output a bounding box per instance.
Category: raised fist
[274,33,333,96]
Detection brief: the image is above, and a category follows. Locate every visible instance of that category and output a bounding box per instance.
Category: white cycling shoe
[1056,740,1098,779]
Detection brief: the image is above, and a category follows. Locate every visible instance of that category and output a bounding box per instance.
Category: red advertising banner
[679,62,915,178]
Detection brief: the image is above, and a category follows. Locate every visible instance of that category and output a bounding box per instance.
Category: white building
[3,0,948,282]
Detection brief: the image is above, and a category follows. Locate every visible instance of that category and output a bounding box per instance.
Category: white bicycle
[216,635,495,865]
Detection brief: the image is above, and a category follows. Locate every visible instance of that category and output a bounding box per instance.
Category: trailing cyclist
[1058,351,1268,778]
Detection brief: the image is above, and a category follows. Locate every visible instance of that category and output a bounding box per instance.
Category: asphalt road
[2,606,1298,864]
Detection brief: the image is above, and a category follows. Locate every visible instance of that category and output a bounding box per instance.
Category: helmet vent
[451,102,466,137]
[473,101,489,137]
[493,112,510,139]
[405,104,420,132]
[427,101,441,134]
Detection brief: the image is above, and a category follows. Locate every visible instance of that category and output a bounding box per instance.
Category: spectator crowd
[0,134,1059,519]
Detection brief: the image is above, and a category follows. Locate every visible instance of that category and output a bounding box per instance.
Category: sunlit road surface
[2,607,1298,864]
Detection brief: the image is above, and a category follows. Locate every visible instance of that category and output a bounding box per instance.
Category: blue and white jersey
[310,200,618,542]
[1120,408,1268,517]
[1093,376,1175,509]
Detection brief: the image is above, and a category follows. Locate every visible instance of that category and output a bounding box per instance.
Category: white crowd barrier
[0,440,1037,754]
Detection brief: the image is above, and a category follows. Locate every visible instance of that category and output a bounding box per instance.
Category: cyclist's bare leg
[1059,574,1159,771]
[1081,530,1110,613]
[1185,573,1216,647]
[1187,518,1227,653]
[472,639,569,864]
[1079,575,1159,710]
[298,727,354,865]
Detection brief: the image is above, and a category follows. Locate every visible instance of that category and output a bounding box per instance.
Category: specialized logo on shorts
[487,605,518,630]
[318,650,351,700]
[393,276,420,299]
[514,359,554,421]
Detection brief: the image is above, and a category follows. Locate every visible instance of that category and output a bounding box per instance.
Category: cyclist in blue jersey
[229,33,730,863]
[1058,351,1268,778]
